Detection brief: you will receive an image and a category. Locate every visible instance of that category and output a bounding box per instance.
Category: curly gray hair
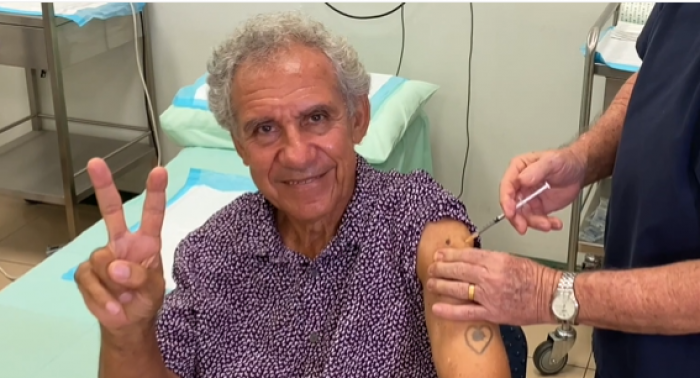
[206,11,371,135]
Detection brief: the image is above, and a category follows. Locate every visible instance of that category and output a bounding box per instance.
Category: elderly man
[74,11,511,378]
[427,3,700,378]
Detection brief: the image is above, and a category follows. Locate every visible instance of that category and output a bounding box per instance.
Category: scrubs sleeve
[636,4,665,61]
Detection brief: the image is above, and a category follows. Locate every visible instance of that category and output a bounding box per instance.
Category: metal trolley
[0,3,159,241]
[532,3,635,375]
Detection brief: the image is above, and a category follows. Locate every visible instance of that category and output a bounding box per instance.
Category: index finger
[87,158,128,241]
[499,156,529,219]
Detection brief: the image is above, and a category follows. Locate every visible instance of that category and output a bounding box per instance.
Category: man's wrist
[99,320,171,378]
[565,142,589,174]
[101,321,157,351]
[537,268,562,324]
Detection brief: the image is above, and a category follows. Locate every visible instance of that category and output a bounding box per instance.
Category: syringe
[469,182,551,241]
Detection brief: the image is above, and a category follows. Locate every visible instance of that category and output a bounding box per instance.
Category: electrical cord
[456,3,474,199]
[137,8,161,166]
[396,5,405,76]
[325,3,406,76]
[325,3,404,19]
[0,264,17,281]
[130,3,162,167]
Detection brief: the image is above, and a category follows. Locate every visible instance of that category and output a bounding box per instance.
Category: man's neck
[277,196,352,259]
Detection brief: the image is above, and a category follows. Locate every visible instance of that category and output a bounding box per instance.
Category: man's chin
[283,198,333,221]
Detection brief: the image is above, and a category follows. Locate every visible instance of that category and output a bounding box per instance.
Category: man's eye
[257,124,274,134]
[309,113,326,123]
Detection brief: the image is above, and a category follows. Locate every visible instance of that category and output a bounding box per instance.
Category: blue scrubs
[595,4,700,378]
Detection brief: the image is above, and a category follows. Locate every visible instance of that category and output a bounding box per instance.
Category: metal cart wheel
[533,340,568,376]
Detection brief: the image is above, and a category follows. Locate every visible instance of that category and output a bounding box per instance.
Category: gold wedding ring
[468,283,476,302]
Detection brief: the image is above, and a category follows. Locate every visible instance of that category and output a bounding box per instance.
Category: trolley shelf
[579,240,604,257]
[593,63,634,81]
[0,3,159,239]
[0,130,154,205]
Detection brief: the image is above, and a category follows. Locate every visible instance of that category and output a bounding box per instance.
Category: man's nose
[279,128,314,168]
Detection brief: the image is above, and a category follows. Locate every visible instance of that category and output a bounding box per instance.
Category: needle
[468,182,551,242]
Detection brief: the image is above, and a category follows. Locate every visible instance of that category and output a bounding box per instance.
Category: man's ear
[350,96,371,145]
[231,132,250,167]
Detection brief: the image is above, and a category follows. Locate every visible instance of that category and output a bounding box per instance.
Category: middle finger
[520,201,553,232]
[139,167,168,238]
[426,278,475,302]
[429,261,485,283]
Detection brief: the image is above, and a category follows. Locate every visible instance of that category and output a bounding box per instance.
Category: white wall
[0,3,609,263]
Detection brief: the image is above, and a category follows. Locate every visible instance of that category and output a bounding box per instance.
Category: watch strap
[555,271,579,325]
[558,272,576,291]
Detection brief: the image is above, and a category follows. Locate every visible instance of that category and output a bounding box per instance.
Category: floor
[0,194,597,377]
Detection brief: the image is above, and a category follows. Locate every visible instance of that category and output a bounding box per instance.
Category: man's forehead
[237,45,334,82]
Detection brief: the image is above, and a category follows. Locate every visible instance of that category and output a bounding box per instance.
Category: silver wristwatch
[551,272,579,326]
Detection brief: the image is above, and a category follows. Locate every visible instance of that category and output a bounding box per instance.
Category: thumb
[517,158,553,189]
[108,260,149,289]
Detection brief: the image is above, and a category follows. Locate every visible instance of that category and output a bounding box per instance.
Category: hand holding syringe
[467,182,551,242]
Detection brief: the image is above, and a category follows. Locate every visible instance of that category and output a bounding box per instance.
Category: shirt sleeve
[636,4,665,61]
[156,235,201,378]
[395,171,479,285]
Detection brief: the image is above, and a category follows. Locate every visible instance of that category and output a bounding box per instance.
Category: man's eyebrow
[243,118,272,133]
[241,104,336,132]
[301,104,335,116]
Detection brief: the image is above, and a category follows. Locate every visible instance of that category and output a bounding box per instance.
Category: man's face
[231,45,370,223]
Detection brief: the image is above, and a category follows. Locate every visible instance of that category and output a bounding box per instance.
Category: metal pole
[25,68,42,131]
[567,3,620,272]
[42,2,79,239]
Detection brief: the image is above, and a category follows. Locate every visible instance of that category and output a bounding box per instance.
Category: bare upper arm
[417,219,511,378]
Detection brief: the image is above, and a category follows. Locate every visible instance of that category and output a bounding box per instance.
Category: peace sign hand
[75,158,168,333]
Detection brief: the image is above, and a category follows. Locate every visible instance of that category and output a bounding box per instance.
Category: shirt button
[310,332,321,343]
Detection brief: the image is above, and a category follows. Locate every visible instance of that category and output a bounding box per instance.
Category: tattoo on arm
[464,326,494,355]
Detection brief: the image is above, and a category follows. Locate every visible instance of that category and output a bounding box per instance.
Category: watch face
[552,291,577,321]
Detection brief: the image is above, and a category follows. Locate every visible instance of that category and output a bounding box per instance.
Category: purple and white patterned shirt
[156,156,478,378]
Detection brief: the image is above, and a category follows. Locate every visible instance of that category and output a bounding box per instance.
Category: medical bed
[0,67,527,377]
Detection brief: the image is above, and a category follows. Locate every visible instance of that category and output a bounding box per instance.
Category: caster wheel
[533,340,568,376]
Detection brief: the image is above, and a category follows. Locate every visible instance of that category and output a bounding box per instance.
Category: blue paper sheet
[580,26,640,73]
[0,3,146,27]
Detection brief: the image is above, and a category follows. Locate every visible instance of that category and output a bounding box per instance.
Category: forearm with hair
[99,323,178,378]
[570,73,638,186]
[573,259,700,335]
